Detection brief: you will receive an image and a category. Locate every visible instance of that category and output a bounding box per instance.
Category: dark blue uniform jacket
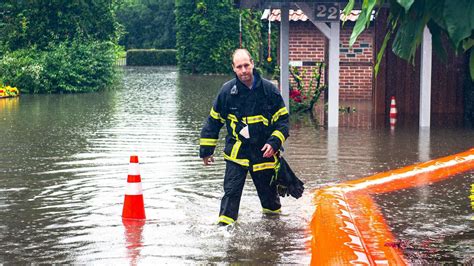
[199,71,290,172]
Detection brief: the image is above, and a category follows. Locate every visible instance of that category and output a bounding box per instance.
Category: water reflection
[418,127,431,162]
[0,67,473,264]
[0,96,19,112]
[326,127,339,180]
[416,127,431,217]
[122,219,145,265]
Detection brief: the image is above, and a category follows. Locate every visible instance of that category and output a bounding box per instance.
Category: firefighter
[199,49,289,226]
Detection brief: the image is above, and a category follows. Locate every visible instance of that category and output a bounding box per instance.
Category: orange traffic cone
[122,155,146,220]
[389,96,397,118]
[389,96,397,129]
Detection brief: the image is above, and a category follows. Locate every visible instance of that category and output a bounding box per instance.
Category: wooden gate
[373,9,467,127]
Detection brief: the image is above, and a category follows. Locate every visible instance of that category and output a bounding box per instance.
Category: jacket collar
[235,69,262,90]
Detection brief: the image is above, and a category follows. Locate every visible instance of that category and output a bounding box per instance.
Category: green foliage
[0,0,120,52]
[0,1,121,94]
[288,63,326,114]
[241,10,261,65]
[127,49,177,66]
[343,0,474,80]
[0,40,117,93]
[175,0,275,74]
[116,0,176,49]
[176,0,237,74]
[260,17,279,75]
[0,49,42,93]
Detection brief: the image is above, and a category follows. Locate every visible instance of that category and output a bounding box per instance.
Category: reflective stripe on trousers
[219,161,281,223]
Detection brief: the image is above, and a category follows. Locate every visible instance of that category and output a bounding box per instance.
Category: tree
[343,0,474,80]
[116,0,176,49]
[0,0,120,52]
[175,0,239,73]
[175,0,273,74]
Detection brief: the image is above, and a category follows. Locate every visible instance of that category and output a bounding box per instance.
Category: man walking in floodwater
[199,48,290,226]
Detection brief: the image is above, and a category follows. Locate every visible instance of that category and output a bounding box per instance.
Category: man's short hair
[232,49,253,64]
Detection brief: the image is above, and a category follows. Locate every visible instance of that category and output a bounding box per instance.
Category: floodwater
[0,67,473,264]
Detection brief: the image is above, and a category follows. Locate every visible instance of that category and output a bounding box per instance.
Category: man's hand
[261,144,275,158]
[203,155,215,166]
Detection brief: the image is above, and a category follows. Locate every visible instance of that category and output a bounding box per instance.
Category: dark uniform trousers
[219,160,281,222]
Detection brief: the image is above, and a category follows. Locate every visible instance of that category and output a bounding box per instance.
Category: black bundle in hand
[273,157,304,199]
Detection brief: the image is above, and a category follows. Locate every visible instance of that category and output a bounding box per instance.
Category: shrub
[126,49,177,66]
[0,39,117,93]
[0,48,45,93]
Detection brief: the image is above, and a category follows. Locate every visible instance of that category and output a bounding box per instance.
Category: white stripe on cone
[390,107,397,115]
[128,163,140,175]
[125,182,143,195]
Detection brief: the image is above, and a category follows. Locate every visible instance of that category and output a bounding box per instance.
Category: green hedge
[126,49,177,66]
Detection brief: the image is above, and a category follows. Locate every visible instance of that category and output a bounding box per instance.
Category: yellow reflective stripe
[226,121,244,165]
[272,107,289,123]
[271,130,286,144]
[223,154,249,167]
[253,155,278,172]
[228,114,239,141]
[218,215,235,225]
[230,140,242,158]
[210,108,225,123]
[227,114,238,122]
[253,162,276,172]
[243,115,269,126]
[230,120,238,138]
[262,208,281,214]
[200,138,218,146]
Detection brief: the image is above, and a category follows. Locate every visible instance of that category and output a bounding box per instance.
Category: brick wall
[288,21,374,101]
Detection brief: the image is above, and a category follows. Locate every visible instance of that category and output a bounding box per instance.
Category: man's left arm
[265,90,290,154]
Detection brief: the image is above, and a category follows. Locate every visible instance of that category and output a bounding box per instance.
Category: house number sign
[314,3,340,21]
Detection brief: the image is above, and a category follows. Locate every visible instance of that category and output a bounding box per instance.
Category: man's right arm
[199,93,225,164]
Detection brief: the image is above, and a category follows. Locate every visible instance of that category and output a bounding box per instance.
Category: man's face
[232,52,254,85]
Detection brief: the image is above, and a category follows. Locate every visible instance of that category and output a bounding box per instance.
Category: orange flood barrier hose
[310,148,474,265]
